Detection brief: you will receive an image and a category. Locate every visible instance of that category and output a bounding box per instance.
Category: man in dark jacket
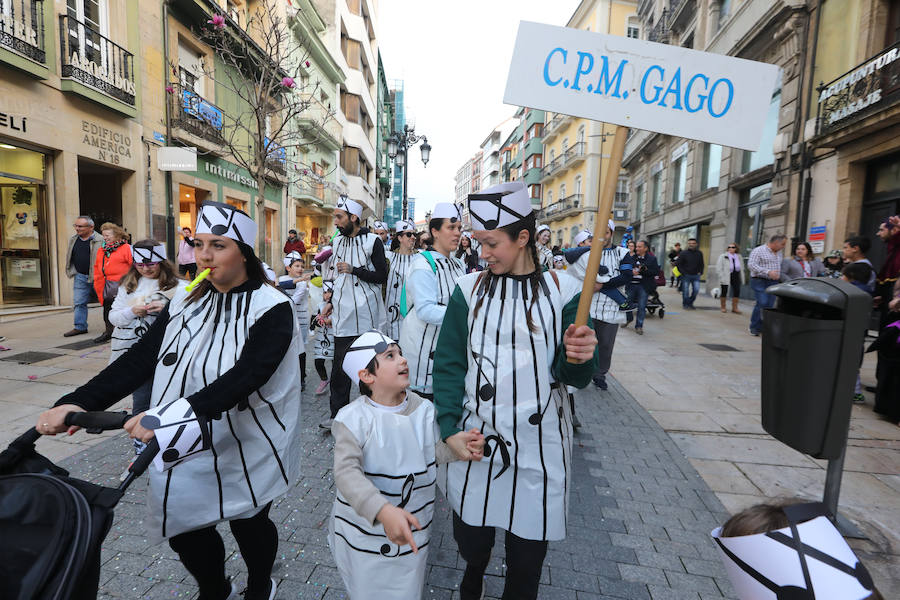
[63,216,103,337]
[623,240,659,334]
[675,237,704,309]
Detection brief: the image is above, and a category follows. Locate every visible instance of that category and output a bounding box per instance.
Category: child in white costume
[311,282,334,395]
[278,254,311,389]
[432,181,599,600]
[384,219,419,341]
[329,330,484,599]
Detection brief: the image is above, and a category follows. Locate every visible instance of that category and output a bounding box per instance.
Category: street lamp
[388,124,430,220]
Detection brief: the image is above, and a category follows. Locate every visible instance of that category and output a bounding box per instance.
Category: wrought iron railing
[170,83,225,146]
[537,194,584,220]
[541,142,586,179]
[59,14,134,105]
[0,0,44,63]
[816,41,900,137]
[668,0,693,28]
[648,10,668,43]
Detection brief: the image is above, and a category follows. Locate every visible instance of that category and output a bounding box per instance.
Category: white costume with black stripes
[385,251,417,341]
[537,244,554,270]
[146,284,302,540]
[399,252,465,393]
[324,232,387,336]
[313,301,334,359]
[447,271,582,541]
[108,279,180,363]
[569,245,630,323]
[278,276,310,348]
[329,395,436,598]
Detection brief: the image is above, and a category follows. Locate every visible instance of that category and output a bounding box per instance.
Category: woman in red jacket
[93,222,132,343]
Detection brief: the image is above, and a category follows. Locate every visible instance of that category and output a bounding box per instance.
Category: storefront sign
[504,21,780,150]
[81,120,132,165]
[0,112,26,133]
[204,160,258,190]
[809,225,826,255]
[0,14,38,49]
[68,53,136,96]
[158,146,197,171]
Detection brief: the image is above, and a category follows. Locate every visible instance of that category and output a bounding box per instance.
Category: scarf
[103,239,126,258]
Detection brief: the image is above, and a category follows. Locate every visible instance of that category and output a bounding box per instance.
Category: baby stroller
[645,287,666,318]
[0,411,159,600]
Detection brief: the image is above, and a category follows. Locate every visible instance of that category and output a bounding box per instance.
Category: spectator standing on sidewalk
[674,238,704,309]
[92,223,132,344]
[715,242,745,314]
[875,216,900,324]
[781,241,826,281]
[841,236,876,292]
[623,240,659,335]
[63,216,103,337]
[176,227,197,280]
[667,242,682,288]
[283,229,305,256]
[747,234,787,336]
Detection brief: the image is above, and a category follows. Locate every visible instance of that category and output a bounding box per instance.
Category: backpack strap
[422,250,437,273]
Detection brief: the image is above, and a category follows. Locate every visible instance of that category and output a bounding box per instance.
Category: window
[718,0,732,28]
[577,125,585,146]
[66,0,108,68]
[671,157,686,203]
[570,226,579,243]
[627,17,640,39]
[574,175,582,196]
[616,177,629,205]
[743,86,781,173]
[341,33,361,70]
[226,0,242,24]
[547,190,553,206]
[549,149,555,163]
[341,91,361,123]
[341,145,359,175]
[562,138,569,154]
[529,123,543,139]
[346,0,361,15]
[737,182,772,264]
[559,183,566,199]
[651,171,662,212]
[701,143,722,189]
[529,184,541,199]
[635,183,645,218]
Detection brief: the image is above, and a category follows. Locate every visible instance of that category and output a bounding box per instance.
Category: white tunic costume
[278,275,310,348]
[324,232,387,337]
[568,245,630,324]
[385,251,417,341]
[147,284,302,540]
[537,244,554,270]
[399,252,465,394]
[108,278,179,363]
[329,395,436,599]
[439,270,585,541]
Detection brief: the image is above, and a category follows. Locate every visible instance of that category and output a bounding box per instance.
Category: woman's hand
[132,305,148,317]
[376,504,421,553]
[446,428,485,461]
[124,412,155,443]
[563,324,597,364]
[146,300,166,315]
[35,404,84,436]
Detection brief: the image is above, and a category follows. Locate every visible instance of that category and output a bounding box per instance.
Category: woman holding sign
[432,182,598,600]
[35,201,302,600]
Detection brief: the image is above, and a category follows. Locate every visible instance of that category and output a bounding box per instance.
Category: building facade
[375,52,393,222]
[0,0,144,311]
[806,0,900,276]
[623,0,809,295]
[388,79,405,222]
[540,0,638,248]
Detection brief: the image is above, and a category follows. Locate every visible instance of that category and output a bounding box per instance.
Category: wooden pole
[572,124,628,329]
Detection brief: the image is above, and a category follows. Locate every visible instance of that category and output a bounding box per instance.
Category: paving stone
[618,563,668,585]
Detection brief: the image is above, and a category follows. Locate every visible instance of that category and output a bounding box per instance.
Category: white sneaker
[265,579,277,600]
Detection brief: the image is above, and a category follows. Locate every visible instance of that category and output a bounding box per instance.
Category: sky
[377,0,581,221]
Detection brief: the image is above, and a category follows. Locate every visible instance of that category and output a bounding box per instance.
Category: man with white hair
[320,197,388,429]
[568,220,633,390]
[63,215,103,337]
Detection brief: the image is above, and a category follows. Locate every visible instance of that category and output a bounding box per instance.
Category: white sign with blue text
[503,21,780,151]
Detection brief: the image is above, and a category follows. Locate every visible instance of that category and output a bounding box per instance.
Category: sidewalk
[609,285,900,596]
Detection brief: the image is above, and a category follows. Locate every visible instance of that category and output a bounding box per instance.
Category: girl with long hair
[432,182,598,599]
[385,219,419,340]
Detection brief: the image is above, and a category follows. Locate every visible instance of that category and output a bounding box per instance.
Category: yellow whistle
[185,267,212,292]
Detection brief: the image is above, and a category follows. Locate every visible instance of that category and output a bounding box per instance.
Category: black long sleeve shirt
[55,280,294,419]
[350,234,388,284]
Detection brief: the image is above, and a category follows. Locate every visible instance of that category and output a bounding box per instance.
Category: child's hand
[377,504,421,553]
[465,428,485,460]
[446,429,485,461]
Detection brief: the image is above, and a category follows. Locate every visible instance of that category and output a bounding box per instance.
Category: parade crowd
[28,184,897,600]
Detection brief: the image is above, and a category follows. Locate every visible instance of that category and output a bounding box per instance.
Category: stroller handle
[64,411,131,433]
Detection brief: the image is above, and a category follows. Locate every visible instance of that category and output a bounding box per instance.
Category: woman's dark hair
[186,240,271,304]
[357,356,379,397]
[793,241,814,258]
[428,218,445,238]
[472,212,542,332]
[390,235,401,251]
[120,239,180,294]
[455,235,472,258]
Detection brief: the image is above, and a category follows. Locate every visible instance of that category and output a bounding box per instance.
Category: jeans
[750,277,777,333]
[625,285,649,328]
[592,319,619,379]
[681,273,701,307]
[72,273,92,331]
[132,380,153,414]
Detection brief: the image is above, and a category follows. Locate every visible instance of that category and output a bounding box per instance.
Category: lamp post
[388,124,431,221]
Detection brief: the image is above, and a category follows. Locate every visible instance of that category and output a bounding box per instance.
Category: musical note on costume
[141,398,210,471]
[483,434,512,480]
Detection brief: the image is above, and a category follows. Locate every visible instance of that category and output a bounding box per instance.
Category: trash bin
[761,278,871,459]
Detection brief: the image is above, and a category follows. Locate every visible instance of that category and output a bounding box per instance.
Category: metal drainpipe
[162,0,175,259]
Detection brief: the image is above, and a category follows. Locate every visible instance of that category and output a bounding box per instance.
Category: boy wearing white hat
[329,330,484,599]
[321,196,389,430]
[278,254,311,390]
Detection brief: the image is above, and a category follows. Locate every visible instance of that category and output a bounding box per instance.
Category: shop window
[701,143,722,190]
[742,87,781,173]
[737,182,772,267]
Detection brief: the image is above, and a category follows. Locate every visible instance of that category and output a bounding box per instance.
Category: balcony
[537,194,585,221]
[540,142,586,180]
[815,41,900,140]
[542,113,569,142]
[59,14,135,107]
[0,0,45,66]
[668,0,695,31]
[648,10,669,43]
[170,84,226,150]
[298,92,341,151]
[296,182,339,209]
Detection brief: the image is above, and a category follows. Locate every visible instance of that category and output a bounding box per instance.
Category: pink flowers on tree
[207,14,225,29]
[282,77,296,89]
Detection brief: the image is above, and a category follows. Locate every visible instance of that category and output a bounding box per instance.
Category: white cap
[468,181,532,231]
[132,243,166,263]
[336,195,365,218]
[342,329,396,385]
[283,251,303,268]
[573,230,592,246]
[323,280,334,293]
[395,220,416,233]
[373,221,389,232]
[432,202,463,222]
[196,201,256,246]
[553,254,565,265]
[536,224,550,235]
[712,503,875,600]
[608,219,616,232]
[261,262,277,282]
